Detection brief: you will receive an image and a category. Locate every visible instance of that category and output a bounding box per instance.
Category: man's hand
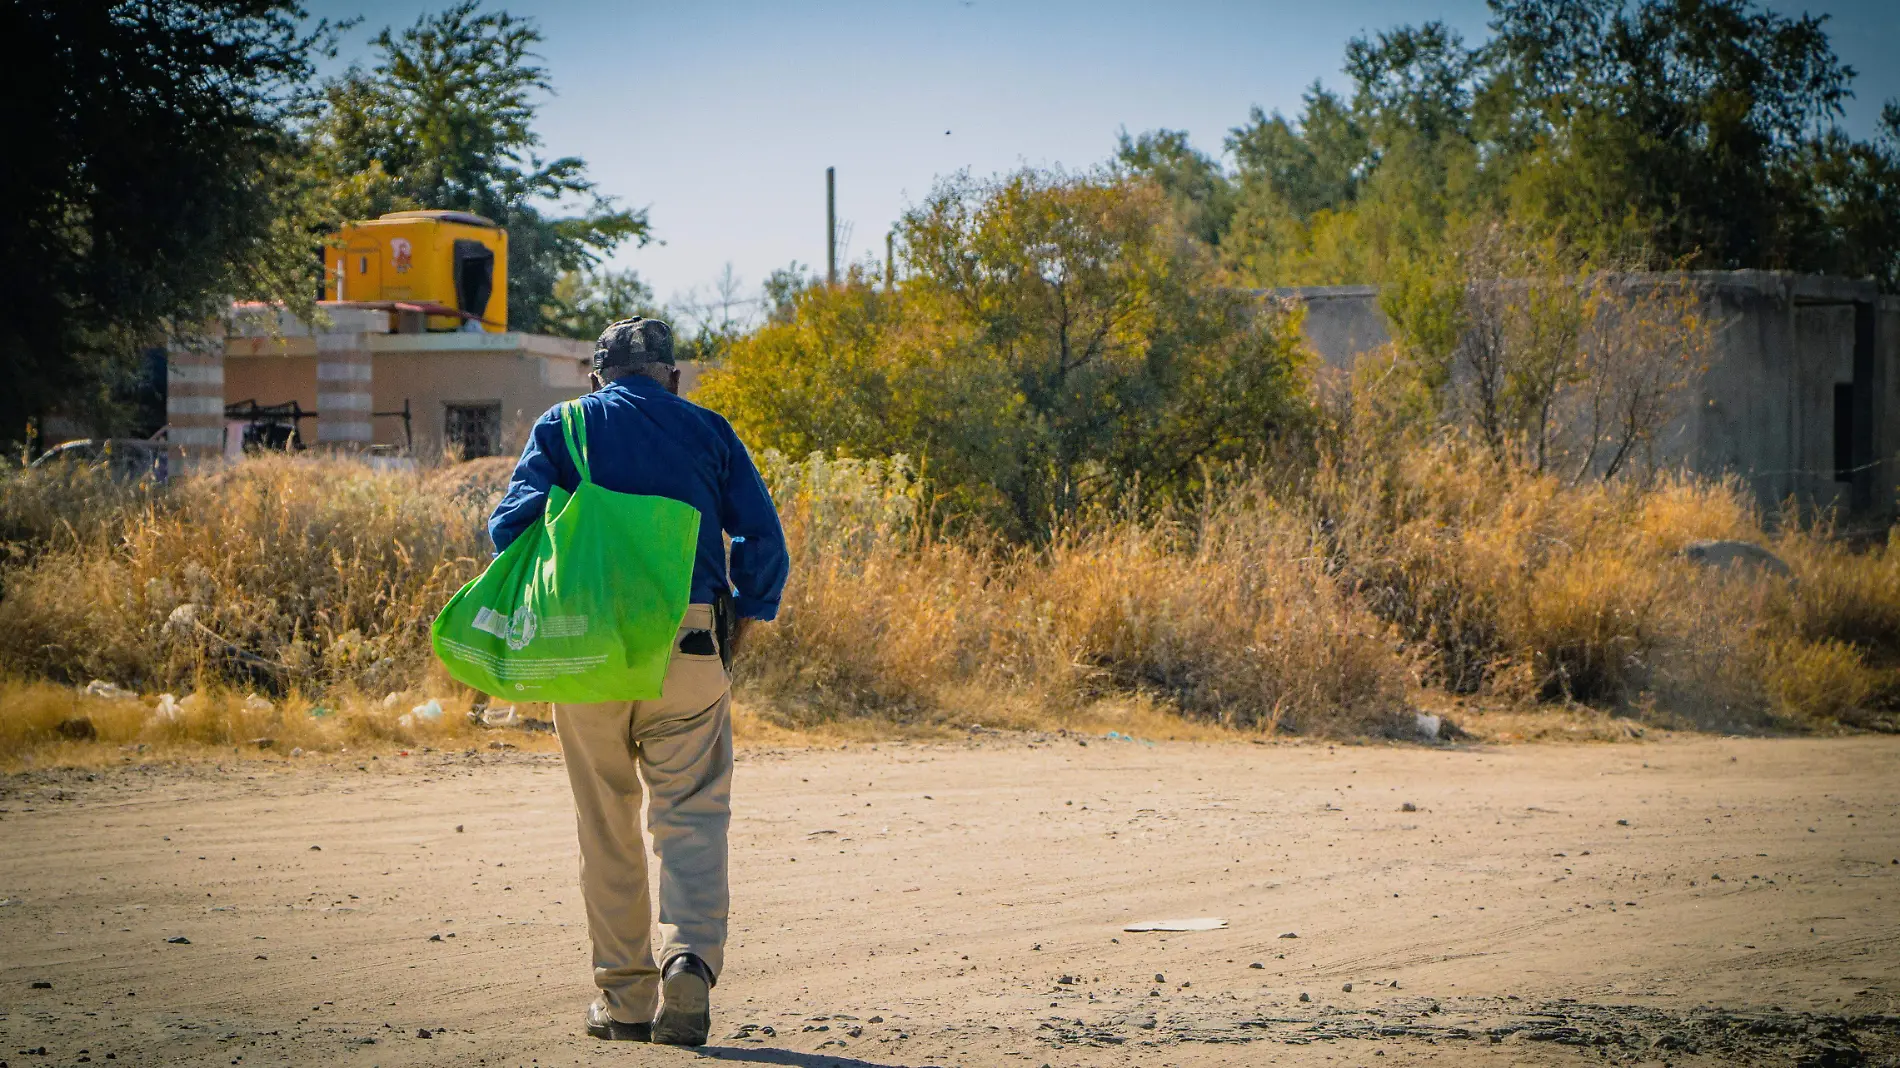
[728,617,756,658]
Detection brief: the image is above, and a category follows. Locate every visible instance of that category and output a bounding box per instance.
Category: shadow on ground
[692,1047,933,1068]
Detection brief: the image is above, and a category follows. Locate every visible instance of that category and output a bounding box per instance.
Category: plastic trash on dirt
[151,694,181,723]
[411,699,445,722]
[479,705,519,728]
[1414,713,1441,741]
[1123,918,1228,932]
[85,679,138,701]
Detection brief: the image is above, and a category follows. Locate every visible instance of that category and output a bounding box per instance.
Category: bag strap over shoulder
[560,401,592,483]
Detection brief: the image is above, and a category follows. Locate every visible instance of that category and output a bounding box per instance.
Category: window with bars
[445,402,502,459]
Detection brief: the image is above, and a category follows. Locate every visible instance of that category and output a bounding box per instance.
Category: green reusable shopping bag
[431,401,701,703]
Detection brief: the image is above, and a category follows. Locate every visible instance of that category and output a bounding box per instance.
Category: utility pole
[885,230,895,290]
[826,167,837,287]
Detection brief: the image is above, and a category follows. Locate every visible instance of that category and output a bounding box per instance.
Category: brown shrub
[0,457,489,693]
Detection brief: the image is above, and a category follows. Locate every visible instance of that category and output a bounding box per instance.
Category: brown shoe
[585,998,651,1041]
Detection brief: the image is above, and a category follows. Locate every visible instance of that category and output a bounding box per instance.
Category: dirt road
[3,734,1897,1067]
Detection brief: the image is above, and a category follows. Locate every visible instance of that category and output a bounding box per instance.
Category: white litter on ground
[1123,918,1227,932]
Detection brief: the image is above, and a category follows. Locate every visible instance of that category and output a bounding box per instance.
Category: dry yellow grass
[0,676,549,773]
[1,440,1896,771]
[742,453,1410,737]
[0,679,1246,773]
[0,456,488,693]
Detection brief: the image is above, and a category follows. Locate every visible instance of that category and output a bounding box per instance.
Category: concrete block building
[1277,272,1899,523]
[164,303,594,471]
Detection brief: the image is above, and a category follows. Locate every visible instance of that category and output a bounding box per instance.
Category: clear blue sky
[304,0,1900,318]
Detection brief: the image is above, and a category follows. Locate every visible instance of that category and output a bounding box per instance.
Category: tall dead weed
[1,443,1896,769]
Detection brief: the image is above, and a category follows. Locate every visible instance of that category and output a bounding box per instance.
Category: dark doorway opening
[452,239,495,321]
[1833,382,1855,483]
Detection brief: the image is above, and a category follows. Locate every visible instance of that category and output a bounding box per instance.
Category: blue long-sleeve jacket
[487,376,789,621]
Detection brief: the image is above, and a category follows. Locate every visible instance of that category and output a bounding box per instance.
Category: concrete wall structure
[220,304,593,459]
[1279,285,1392,369]
[1276,272,1897,524]
[314,332,373,448]
[163,335,226,474]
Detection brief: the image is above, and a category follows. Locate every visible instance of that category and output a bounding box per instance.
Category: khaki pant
[553,603,732,1024]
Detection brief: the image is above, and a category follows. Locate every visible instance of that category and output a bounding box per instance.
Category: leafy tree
[1204,0,1900,290]
[1345,22,1483,146]
[1115,129,1235,247]
[308,2,647,332]
[0,1,334,448]
[1227,87,1368,218]
[699,171,1311,535]
[1790,106,1900,289]
[543,268,659,341]
[761,262,820,325]
[1493,0,1859,269]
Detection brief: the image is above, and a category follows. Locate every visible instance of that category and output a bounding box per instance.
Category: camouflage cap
[593,317,675,371]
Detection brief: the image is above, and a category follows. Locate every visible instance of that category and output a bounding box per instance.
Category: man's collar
[602,373,669,398]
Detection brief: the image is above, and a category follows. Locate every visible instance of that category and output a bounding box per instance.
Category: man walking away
[488,317,789,1046]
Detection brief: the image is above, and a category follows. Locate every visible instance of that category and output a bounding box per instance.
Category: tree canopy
[1135,0,1900,291]
[698,171,1311,536]
[0,0,331,449]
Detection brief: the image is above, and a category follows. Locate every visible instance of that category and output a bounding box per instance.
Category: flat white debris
[1123,918,1227,932]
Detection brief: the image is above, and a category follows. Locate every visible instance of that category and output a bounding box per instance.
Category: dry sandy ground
[2,734,1897,1068]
